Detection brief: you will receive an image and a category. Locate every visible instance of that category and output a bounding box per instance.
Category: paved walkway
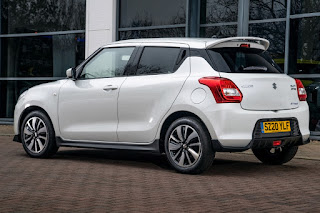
[0,125,14,136]
[2,125,319,160]
[0,135,320,212]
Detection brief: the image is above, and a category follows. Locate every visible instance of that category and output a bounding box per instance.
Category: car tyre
[164,117,215,174]
[21,110,58,158]
[252,146,298,165]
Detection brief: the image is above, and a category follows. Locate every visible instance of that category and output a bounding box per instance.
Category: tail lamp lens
[199,77,243,103]
[240,43,250,48]
[295,79,307,101]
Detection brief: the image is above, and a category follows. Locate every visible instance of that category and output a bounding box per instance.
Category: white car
[13,37,310,174]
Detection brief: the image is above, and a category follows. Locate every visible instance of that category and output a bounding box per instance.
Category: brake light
[199,77,243,103]
[240,43,250,48]
[295,79,307,101]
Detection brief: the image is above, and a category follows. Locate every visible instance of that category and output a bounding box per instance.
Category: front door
[58,47,136,142]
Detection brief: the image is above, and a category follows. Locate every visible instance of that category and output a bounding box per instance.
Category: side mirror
[66,68,72,78]
[66,68,77,79]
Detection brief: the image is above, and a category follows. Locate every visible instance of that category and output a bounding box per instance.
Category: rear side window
[136,47,181,75]
[207,48,283,73]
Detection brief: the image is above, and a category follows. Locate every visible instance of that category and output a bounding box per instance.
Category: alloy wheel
[23,117,48,154]
[168,124,202,167]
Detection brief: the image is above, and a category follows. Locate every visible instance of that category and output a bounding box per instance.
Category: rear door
[207,47,300,111]
[117,43,190,143]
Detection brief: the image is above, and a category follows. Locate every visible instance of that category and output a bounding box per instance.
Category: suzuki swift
[13,37,310,174]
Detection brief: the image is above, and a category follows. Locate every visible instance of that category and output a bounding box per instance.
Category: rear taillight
[295,79,307,101]
[199,77,243,103]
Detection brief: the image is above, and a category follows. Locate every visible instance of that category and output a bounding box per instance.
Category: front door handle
[103,85,118,91]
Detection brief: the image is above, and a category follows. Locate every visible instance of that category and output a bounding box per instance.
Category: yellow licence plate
[261,121,291,133]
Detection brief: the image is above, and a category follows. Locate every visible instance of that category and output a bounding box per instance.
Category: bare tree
[1,0,85,33]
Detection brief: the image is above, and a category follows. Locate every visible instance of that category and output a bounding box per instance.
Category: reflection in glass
[1,0,86,34]
[137,47,181,75]
[119,0,186,28]
[200,0,238,24]
[0,34,85,77]
[291,0,320,14]
[200,25,237,38]
[250,0,286,20]
[288,17,320,75]
[0,81,51,118]
[207,48,282,73]
[80,47,134,79]
[119,28,185,40]
[249,22,286,70]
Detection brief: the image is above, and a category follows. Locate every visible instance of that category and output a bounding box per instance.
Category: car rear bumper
[250,136,309,149]
[203,101,310,148]
[212,136,310,152]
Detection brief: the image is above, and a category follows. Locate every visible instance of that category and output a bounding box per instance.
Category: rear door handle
[103,85,118,91]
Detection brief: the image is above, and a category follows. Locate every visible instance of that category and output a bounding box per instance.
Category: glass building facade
[118,0,320,136]
[1,0,320,136]
[0,0,86,123]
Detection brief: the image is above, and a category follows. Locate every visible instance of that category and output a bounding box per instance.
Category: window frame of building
[0,0,86,123]
[117,0,188,40]
[117,0,320,77]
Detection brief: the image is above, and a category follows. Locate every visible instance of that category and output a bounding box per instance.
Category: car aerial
[13,37,310,174]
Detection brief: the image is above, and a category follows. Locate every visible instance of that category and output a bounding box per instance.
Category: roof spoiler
[206,37,270,51]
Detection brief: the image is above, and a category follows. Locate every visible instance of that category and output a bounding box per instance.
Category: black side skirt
[56,137,161,154]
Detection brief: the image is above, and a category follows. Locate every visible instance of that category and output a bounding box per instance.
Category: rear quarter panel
[156,56,221,140]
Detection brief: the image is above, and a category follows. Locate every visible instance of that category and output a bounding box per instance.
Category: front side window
[80,47,134,79]
[207,47,283,73]
[136,47,181,75]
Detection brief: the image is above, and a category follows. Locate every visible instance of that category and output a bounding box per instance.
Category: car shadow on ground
[54,148,172,169]
[38,148,309,176]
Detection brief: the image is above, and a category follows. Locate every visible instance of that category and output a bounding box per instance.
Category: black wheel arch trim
[18,106,55,135]
[13,135,21,143]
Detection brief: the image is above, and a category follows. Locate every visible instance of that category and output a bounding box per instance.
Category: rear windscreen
[207,47,283,73]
